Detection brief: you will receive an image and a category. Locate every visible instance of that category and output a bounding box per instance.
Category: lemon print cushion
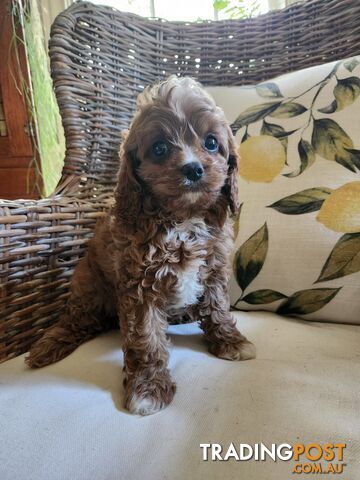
[207,56,360,324]
[239,136,286,183]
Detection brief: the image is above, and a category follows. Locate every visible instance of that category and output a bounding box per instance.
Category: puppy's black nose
[181,162,204,182]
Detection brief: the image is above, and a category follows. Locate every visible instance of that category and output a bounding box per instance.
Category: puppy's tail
[25,313,116,368]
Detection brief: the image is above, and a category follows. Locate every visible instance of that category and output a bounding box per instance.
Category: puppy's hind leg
[26,257,116,368]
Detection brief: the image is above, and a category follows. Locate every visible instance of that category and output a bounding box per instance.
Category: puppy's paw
[125,370,176,416]
[209,339,256,361]
[127,394,168,416]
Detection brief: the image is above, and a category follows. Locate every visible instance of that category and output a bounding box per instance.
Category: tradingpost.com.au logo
[200,443,346,474]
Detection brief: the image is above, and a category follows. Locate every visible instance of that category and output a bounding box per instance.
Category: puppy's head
[116,76,239,222]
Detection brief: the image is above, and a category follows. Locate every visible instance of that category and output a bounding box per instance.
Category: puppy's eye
[204,135,219,153]
[152,141,169,157]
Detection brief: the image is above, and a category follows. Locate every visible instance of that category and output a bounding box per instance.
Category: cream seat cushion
[1,311,359,479]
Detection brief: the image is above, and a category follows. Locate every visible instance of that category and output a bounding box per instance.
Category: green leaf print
[256,82,283,98]
[268,187,332,215]
[231,101,282,133]
[270,102,307,118]
[277,288,342,315]
[233,223,268,291]
[316,233,360,282]
[334,77,360,110]
[311,119,355,171]
[242,289,287,304]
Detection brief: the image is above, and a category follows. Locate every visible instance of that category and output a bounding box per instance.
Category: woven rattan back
[50,0,360,190]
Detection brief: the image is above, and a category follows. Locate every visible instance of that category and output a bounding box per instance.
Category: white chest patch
[165,218,209,312]
[170,257,205,310]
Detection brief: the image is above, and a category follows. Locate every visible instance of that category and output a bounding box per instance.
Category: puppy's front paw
[124,370,176,416]
[209,339,256,361]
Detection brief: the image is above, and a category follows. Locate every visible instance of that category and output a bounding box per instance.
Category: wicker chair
[1,0,359,362]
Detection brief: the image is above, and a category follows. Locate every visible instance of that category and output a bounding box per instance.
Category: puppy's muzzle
[181,162,204,182]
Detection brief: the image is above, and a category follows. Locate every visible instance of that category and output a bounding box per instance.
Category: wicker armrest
[0,192,111,362]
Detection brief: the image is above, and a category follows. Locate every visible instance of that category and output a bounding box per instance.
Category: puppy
[26,76,255,415]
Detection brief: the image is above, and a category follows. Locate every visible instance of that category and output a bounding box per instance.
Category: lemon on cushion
[238,135,286,183]
[317,181,360,233]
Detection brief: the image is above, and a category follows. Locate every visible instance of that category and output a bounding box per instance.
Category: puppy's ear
[114,139,142,224]
[222,126,240,215]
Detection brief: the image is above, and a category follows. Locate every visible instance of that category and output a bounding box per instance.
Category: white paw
[127,394,164,416]
[238,341,256,360]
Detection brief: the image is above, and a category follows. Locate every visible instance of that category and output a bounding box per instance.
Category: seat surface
[1,311,359,480]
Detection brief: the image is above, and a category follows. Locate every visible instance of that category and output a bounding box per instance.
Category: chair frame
[1,0,359,362]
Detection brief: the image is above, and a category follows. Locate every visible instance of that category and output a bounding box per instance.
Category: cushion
[207,56,360,324]
[1,312,359,480]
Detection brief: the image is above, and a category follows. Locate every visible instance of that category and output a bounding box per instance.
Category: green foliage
[213,0,261,19]
[23,0,65,196]
[10,0,66,196]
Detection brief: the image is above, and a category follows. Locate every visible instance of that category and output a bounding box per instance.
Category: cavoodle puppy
[26,76,255,415]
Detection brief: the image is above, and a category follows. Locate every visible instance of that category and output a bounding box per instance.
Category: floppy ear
[114,140,143,224]
[222,126,240,215]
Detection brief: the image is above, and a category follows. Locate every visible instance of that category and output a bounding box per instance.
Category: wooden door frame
[0,0,40,199]
[0,0,33,158]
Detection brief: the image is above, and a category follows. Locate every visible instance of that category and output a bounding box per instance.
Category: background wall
[38,0,72,44]
[40,0,303,41]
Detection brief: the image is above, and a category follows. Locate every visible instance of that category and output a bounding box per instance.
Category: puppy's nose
[181,162,204,182]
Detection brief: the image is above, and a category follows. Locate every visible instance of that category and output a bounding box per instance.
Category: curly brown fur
[26,76,255,415]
